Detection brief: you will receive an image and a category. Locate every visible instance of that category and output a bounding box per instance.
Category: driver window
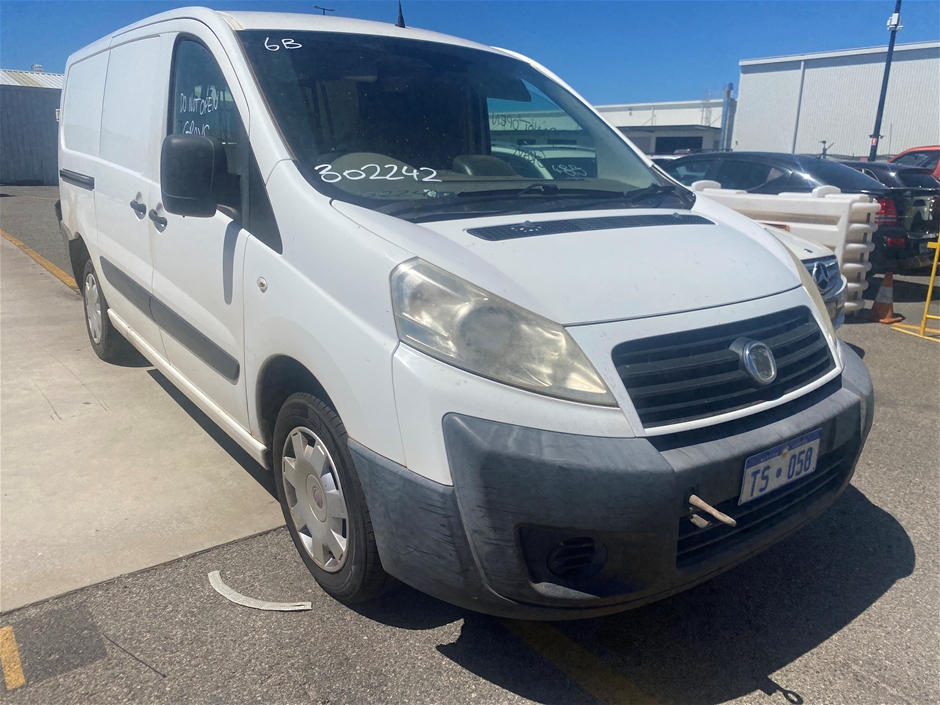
[170,40,244,209]
[716,160,787,192]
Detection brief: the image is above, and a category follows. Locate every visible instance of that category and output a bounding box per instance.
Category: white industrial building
[732,41,939,158]
[595,98,734,155]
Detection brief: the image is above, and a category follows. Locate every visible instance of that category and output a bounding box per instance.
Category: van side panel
[94,34,174,356]
[243,161,409,466]
[58,51,109,245]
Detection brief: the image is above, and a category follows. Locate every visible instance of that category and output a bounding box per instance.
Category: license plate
[739,429,822,505]
[920,242,929,255]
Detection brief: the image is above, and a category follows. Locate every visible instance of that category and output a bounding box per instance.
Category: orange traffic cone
[868,272,904,324]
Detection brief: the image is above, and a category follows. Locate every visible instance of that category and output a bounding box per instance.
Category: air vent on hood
[466,213,714,241]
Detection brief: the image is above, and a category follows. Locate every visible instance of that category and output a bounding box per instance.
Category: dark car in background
[841,161,940,268]
[661,151,886,195]
[661,152,908,270]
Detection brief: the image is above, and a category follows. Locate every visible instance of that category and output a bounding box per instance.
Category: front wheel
[273,393,393,603]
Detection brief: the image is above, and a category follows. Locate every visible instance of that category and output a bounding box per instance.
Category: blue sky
[1,1,937,104]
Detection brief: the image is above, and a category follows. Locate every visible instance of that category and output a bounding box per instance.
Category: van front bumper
[350,345,873,619]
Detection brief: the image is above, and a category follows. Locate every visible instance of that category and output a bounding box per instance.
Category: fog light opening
[546,537,606,580]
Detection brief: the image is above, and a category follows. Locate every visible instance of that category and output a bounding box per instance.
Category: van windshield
[238,31,688,221]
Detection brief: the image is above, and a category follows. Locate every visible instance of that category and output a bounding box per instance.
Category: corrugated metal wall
[0,85,61,185]
[733,44,940,157]
[730,61,804,153]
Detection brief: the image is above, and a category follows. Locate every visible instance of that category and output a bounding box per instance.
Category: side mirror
[160,134,228,217]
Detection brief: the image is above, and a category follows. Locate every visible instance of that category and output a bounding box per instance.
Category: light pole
[313,5,335,16]
[868,0,902,162]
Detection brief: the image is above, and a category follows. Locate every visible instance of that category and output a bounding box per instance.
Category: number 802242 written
[315,164,442,183]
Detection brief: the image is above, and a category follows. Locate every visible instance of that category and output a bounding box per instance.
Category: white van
[57,8,873,619]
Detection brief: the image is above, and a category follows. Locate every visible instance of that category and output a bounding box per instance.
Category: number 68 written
[265,37,302,51]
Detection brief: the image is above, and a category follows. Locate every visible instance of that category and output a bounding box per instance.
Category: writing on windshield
[239,31,667,220]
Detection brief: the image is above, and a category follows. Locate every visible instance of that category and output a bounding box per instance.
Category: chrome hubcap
[84,273,102,344]
[282,427,349,572]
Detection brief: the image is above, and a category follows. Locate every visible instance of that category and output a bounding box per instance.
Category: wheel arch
[257,355,338,455]
[67,233,91,285]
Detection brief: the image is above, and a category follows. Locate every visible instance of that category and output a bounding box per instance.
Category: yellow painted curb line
[0,626,26,690]
[503,620,660,705]
[1,228,79,293]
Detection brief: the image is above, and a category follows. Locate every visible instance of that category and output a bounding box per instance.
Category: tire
[273,393,393,603]
[81,258,131,362]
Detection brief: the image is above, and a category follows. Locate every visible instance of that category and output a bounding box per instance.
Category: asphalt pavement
[1,186,938,704]
[0,187,68,273]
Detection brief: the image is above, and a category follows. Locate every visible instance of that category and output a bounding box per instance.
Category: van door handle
[129,200,146,218]
[148,209,167,230]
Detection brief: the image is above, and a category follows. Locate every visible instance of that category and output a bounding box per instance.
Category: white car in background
[768,227,848,329]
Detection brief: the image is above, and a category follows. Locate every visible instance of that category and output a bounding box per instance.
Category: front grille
[675,440,855,571]
[612,307,835,428]
[466,214,713,241]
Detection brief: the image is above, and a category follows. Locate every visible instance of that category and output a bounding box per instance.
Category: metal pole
[718,83,733,151]
[868,0,902,162]
[791,60,806,154]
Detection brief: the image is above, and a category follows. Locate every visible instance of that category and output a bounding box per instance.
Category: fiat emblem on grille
[732,338,777,386]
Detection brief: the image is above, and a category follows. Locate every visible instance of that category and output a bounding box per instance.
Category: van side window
[169,39,281,252]
[170,40,244,210]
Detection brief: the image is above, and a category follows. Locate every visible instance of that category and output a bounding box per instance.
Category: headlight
[390,259,617,406]
[785,249,836,341]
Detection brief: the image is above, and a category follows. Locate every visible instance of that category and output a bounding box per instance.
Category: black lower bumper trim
[351,344,872,619]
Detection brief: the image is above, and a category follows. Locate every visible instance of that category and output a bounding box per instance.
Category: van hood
[331,200,801,326]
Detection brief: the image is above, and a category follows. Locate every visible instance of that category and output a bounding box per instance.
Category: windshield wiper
[376,185,628,218]
[516,182,694,214]
[455,184,627,200]
[376,195,491,218]
[618,182,688,204]
[376,182,693,219]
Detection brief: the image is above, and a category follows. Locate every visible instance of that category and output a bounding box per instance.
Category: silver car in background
[769,226,848,329]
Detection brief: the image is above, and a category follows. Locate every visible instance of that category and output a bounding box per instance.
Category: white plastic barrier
[692,182,878,315]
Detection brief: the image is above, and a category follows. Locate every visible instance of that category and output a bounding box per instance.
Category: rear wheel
[82,259,131,362]
[273,393,392,603]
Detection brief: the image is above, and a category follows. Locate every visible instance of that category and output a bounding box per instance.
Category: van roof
[68,6,504,65]
[221,10,503,52]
